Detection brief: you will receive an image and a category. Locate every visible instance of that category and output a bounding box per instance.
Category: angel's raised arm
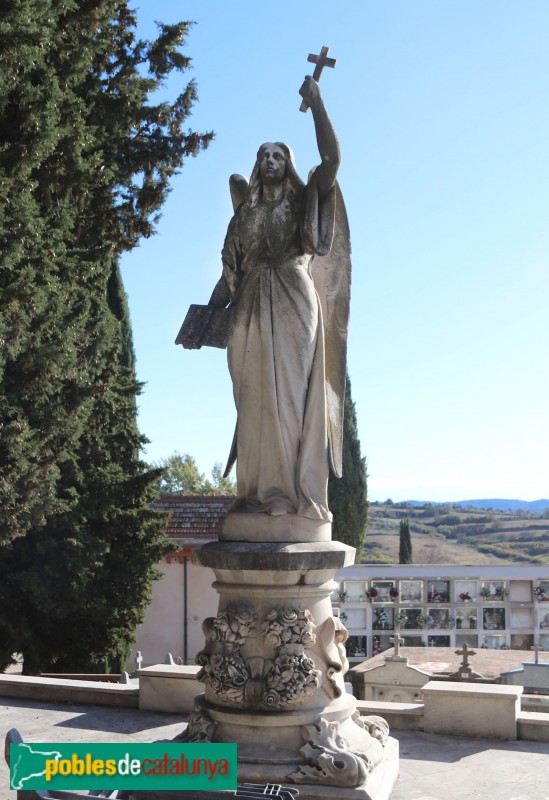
[299,76,341,197]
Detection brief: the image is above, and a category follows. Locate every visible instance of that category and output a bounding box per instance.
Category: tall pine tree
[328,374,368,561]
[0,2,212,673]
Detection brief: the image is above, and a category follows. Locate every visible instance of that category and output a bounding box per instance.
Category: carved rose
[263,689,281,706]
[207,604,257,646]
[262,607,316,648]
[233,606,256,625]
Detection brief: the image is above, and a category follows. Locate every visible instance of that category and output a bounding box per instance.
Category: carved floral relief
[196,604,321,710]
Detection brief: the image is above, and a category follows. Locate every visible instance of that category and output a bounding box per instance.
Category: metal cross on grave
[390,632,405,658]
[455,642,476,671]
[299,46,336,112]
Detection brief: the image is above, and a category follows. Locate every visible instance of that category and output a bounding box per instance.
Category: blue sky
[121,1,549,502]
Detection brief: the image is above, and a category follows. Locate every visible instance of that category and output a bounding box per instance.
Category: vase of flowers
[375,608,389,630]
[456,614,463,629]
[395,610,408,627]
[389,587,399,601]
[468,614,477,629]
[367,587,378,602]
[480,586,492,600]
[495,586,509,600]
[459,592,471,603]
[534,586,547,601]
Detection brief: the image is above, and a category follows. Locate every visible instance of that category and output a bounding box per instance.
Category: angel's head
[258,143,287,185]
[248,142,304,204]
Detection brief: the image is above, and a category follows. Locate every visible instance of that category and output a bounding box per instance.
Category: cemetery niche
[399,580,423,603]
[370,581,396,603]
[427,581,450,603]
[483,608,506,631]
[373,608,394,631]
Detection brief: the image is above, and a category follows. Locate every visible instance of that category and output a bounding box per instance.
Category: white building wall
[128,553,218,670]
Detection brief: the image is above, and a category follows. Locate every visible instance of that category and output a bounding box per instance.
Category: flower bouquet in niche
[534,586,547,601]
[416,612,431,629]
[468,613,477,629]
[395,610,408,628]
[367,587,378,602]
[459,592,472,602]
[389,587,399,601]
[374,608,389,630]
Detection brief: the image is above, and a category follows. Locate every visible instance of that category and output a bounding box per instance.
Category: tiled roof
[152,493,233,540]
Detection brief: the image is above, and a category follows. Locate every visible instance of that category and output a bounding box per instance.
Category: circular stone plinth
[192,540,356,571]
[221,512,332,543]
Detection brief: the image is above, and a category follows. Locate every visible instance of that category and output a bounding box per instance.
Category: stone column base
[169,540,399,798]
[125,736,399,800]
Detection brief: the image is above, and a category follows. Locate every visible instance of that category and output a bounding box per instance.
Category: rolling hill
[362,501,549,566]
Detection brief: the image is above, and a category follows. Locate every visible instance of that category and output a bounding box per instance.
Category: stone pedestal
[139,664,202,714]
[178,537,399,799]
[422,680,522,740]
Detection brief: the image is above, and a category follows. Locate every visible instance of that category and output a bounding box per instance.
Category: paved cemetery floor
[1,697,548,799]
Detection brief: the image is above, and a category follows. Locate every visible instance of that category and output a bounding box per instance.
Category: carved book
[175,304,234,349]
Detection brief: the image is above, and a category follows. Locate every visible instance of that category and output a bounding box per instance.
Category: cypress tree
[399,518,413,564]
[0,3,212,673]
[328,374,368,561]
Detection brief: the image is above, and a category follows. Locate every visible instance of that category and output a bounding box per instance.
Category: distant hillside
[363,501,549,566]
[406,498,549,513]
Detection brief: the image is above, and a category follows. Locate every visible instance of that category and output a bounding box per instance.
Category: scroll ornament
[290,716,387,788]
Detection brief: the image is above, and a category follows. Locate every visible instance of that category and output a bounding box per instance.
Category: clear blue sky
[121,1,549,503]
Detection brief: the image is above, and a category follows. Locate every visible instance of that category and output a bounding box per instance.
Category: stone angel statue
[178,76,351,523]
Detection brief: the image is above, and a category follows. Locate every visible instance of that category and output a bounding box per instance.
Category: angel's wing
[229,173,249,212]
[310,182,352,478]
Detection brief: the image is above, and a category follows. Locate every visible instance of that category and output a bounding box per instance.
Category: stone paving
[1,697,548,800]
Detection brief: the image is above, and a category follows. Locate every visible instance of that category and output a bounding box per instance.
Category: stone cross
[455,642,476,671]
[299,46,336,112]
[390,632,405,658]
[531,643,540,664]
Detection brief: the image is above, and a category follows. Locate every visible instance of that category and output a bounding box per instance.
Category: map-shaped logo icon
[10,742,63,790]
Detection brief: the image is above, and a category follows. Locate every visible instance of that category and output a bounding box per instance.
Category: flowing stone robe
[222,162,348,521]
